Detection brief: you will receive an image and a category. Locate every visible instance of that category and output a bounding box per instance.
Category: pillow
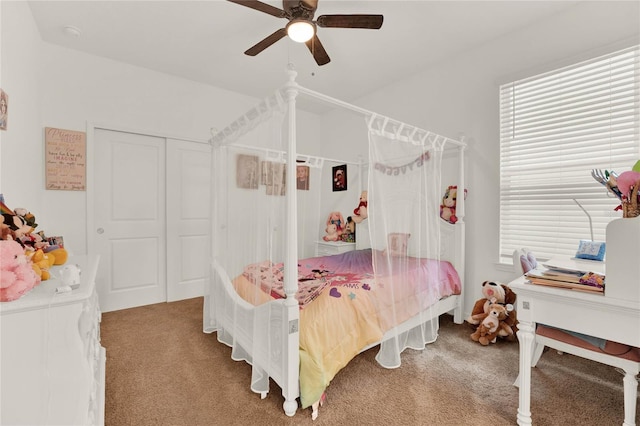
[386,233,410,257]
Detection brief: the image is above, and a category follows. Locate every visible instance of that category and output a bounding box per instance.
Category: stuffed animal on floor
[351,191,368,224]
[470,302,513,345]
[439,185,467,224]
[467,280,519,340]
[467,281,516,324]
[0,240,41,301]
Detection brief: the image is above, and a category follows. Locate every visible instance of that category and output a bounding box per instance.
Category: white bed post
[282,64,301,417]
[453,143,466,324]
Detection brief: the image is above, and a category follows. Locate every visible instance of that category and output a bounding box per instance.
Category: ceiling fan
[228,0,383,66]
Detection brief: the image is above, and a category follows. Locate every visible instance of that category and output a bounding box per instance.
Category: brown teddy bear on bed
[467,280,519,340]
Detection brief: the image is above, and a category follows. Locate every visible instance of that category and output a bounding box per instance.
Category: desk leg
[516,321,534,426]
[622,370,638,426]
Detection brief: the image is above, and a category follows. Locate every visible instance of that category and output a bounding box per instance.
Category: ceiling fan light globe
[287,20,315,43]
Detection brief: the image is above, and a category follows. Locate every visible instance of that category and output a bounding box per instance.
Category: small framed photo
[332,164,347,192]
[296,165,310,190]
[387,233,410,257]
[236,154,260,189]
[0,89,8,131]
[262,161,286,196]
[46,235,65,248]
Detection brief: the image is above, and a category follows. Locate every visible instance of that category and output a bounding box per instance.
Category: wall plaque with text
[45,127,86,191]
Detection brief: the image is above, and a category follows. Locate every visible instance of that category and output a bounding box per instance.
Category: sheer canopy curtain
[205,97,321,398]
[204,90,452,410]
[205,91,328,400]
[367,120,444,368]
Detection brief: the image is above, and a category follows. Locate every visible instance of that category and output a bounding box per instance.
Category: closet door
[93,129,167,312]
[166,138,211,302]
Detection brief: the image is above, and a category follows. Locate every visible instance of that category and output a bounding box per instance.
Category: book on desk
[525,256,605,294]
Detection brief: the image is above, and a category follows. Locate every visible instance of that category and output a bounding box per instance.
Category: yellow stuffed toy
[30,249,56,280]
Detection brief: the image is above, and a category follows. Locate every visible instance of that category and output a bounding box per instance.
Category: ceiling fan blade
[228,0,286,18]
[305,35,330,66]
[245,28,288,56]
[316,14,383,29]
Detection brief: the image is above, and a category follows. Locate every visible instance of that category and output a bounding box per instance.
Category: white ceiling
[28,1,580,108]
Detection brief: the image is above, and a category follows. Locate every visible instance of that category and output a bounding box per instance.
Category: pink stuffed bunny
[1,240,41,302]
[616,171,640,200]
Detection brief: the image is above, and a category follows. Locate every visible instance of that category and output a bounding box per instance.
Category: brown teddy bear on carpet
[470,302,514,345]
[467,280,519,340]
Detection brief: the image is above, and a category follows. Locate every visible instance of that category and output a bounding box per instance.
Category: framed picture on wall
[0,89,8,131]
[236,154,260,189]
[332,164,347,192]
[45,127,87,191]
[296,165,310,190]
[387,233,411,257]
[262,161,286,196]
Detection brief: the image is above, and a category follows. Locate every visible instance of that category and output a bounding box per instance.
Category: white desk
[509,274,640,425]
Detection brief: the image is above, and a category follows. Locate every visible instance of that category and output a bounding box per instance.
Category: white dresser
[316,241,356,256]
[0,255,105,426]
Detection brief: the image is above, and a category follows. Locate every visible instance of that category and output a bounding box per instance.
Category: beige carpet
[101,297,638,425]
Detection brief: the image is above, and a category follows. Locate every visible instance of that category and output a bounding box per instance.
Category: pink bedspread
[234,249,462,409]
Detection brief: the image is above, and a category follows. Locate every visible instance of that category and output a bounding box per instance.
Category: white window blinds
[499,45,640,262]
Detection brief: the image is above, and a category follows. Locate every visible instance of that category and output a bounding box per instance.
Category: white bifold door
[92,129,211,312]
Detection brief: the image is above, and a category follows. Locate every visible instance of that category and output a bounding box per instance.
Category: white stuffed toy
[323,211,344,241]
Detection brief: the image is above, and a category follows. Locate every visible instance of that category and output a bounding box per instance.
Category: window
[499,45,640,262]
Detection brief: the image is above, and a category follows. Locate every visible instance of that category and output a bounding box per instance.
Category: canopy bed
[203,65,467,419]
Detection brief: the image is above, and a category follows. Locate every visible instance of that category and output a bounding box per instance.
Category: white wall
[0,1,43,213]
[2,1,639,316]
[332,0,640,313]
[35,44,261,253]
[0,1,321,254]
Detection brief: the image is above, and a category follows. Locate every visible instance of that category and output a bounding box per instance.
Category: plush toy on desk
[351,191,368,224]
[341,216,356,242]
[1,216,13,240]
[440,186,467,224]
[6,207,69,266]
[29,248,57,281]
[616,170,640,198]
[470,302,514,345]
[0,204,69,281]
[0,240,41,302]
[1,211,33,242]
[323,211,345,242]
[13,208,37,229]
[467,280,519,339]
